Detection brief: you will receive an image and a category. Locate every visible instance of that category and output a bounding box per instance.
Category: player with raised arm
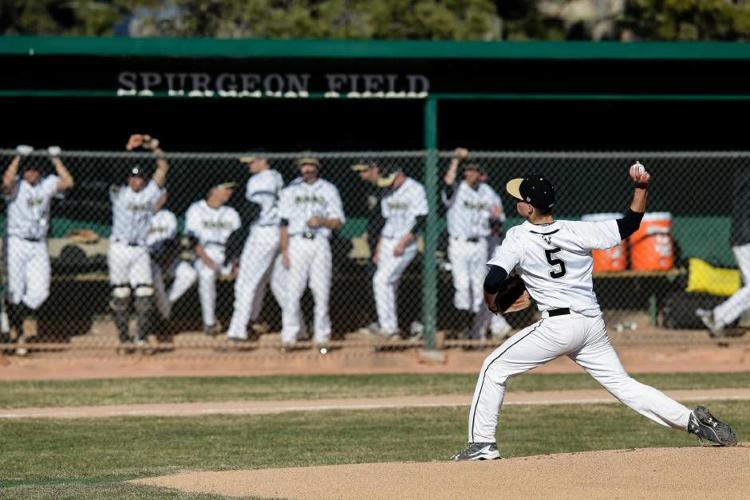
[2,145,74,356]
[442,147,510,342]
[451,163,737,460]
[109,134,168,351]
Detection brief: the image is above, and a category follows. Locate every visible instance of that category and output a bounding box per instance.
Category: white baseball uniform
[279,177,345,345]
[443,181,505,313]
[467,218,692,443]
[169,200,240,328]
[108,180,164,290]
[147,208,178,319]
[713,243,750,327]
[4,174,60,309]
[226,169,285,340]
[374,177,428,334]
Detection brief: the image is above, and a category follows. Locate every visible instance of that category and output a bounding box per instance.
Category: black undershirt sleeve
[483,265,508,294]
[616,209,644,240]
[412,215,426,234]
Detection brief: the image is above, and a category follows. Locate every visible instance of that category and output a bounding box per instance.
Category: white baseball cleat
[450,442,501,461]
[695,309,726,338]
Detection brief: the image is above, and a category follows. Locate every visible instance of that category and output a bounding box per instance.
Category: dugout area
[3,38,750,151]
[2,38,750,348]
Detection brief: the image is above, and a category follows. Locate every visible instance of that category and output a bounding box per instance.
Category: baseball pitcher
[452,164,737,460]
[278,157,345,351]
[2,145,74,356]
[371,165,428,337]
[109,134,168,350]
[168,182,241,336]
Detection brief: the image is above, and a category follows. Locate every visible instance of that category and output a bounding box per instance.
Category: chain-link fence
[0,148,748,358]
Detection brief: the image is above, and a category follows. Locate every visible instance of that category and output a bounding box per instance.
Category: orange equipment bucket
[630,212,674,271]
[581,213,627,272]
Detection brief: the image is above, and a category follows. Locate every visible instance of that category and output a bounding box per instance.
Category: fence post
[422,97,438,350]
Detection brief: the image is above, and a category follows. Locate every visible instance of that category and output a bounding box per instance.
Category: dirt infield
[133,446,750,499]
[2,340,750,380]
[3,388,750,419]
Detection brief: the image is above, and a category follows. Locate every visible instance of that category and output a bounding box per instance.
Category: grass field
[1,372,747,498]
[2,371,750,409]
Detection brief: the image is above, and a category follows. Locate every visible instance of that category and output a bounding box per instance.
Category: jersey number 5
[544,247,567,279]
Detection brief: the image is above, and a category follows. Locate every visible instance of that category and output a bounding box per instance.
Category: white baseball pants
[714,242,750,327]
[373,238,418,334]
[467,312,692,443]
[169,246,225,327]
[470,307,512,340]
[108,241,153,288]
[5,236,50,309]
[281,236,332,344]
[448,238,487,312]
[226,226,279,340]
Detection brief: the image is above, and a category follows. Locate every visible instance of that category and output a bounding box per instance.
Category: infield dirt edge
[133,446,749,499]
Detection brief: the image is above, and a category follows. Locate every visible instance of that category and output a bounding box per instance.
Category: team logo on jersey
[462,200,490,211]
[542,235,553,246]
[127,202,152,212]
[148,226,168,234]
[202,220,233,230]
[26,196,44,208]
[294,194,325,205]
[386,201,408,211]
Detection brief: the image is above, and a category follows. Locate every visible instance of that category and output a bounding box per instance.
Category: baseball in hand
[629,161,650,184]
[630,162,646,176]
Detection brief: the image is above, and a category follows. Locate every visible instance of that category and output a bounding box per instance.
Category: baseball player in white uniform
[109,134,168,348]
[226,156,285,341]
[2,145,74,355]
[372,165,428,337]
[147,192,178,321]
[452,164,737,460]
[696,168,750,337]
[442,147,510,341]
[279,157,345,351]
[168,182,241,336]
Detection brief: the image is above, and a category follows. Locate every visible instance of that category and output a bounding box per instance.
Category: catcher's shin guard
[110,287,131,342]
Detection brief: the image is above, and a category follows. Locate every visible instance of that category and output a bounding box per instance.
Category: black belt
[302,231,315,240]
[453,237,480,243]
[548,308,570,317]
[21,237,42,242]
[204,241,225,247]
[114,239,143,247]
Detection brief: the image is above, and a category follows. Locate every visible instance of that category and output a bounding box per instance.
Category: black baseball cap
[506,174,555,211]
[376,165,403,188]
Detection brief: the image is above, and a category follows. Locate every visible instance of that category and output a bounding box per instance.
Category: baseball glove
[67,229,100,245]
[126,134,160,151]
[494,275,532,313]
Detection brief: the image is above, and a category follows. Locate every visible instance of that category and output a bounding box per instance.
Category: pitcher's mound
[134,446,749,499]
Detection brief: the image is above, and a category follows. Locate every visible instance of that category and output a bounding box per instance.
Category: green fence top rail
[5,36,750,60]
